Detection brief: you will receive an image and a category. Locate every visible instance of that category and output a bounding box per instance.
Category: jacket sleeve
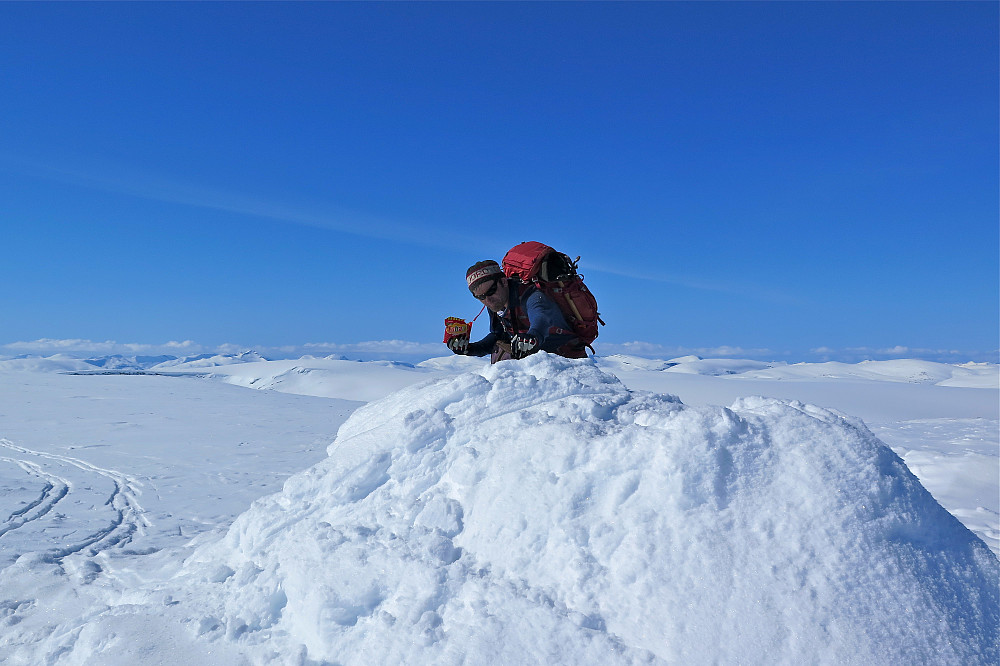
[465,311,501,357]
[465,332,496,357]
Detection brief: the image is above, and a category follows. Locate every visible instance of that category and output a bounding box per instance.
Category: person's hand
[447,336,469,354]
[511,334,539,359]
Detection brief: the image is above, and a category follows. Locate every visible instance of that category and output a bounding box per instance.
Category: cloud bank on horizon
[2,338,996,365]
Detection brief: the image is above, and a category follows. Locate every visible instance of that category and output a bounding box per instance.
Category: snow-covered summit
[177,354,998,664]
[83,354,177,371]
[0,353,100,373]
[149,350,268,370]
[0,350,272,373]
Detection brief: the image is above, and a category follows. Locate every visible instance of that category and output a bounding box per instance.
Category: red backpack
[501,241,604,352]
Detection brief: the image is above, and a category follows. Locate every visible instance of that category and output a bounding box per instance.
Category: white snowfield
[0,351,997,664]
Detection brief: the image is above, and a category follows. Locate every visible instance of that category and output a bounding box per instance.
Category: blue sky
[1,2,997,362]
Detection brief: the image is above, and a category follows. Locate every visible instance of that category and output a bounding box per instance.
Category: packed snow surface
[0,352,996,664]
[174,357,999,663]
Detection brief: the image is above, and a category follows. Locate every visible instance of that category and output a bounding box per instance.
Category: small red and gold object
[443,317,471,344]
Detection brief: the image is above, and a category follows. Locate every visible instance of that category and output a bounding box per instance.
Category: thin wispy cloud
[5,152,798,302]
[585,261,799,304]
[2,338,205,356]
[0,152,469,253]
[810,345,999,363]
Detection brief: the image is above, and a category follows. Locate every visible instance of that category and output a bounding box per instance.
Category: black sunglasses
[474,279,501,300]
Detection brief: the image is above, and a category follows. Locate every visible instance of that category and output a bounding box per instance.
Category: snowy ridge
[600,354,780,375]
[201,357,445,403]
[0,354,100,373]
[733,359,999,388]
[174,355,998,664]
[595,355,998,388]
[3,351,995,390]
[0,350,270,373]
[150,350,268,370]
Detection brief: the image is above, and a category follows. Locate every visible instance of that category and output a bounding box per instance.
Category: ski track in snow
[0,458,69,536]
[0,438,149,564]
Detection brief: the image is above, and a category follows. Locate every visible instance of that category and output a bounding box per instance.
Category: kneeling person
[450,260,585,363]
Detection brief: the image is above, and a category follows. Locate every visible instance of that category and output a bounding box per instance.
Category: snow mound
[182,354,998,664]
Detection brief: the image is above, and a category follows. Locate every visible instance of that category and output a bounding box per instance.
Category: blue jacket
[466,281,585,359]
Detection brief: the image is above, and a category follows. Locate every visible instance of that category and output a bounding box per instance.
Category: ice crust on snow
[179,355,998,664]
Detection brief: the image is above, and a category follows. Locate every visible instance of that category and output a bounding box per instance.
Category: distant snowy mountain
[172,354,997,664]
[0,350,271,373]
[4,349,995,390]
[149,350,268,370]
[64,354,183,371]
[735,359,999,387]
[0,354,100,373]
[594,354,999,389]
[194,357,443,402]
[596,354,781,375]
[594,353,683,371]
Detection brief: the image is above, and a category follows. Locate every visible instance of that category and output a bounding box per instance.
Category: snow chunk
[182,354,999,664]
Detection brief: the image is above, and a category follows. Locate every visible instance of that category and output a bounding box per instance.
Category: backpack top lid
[501,240,603,351]
[502,241,554,282]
